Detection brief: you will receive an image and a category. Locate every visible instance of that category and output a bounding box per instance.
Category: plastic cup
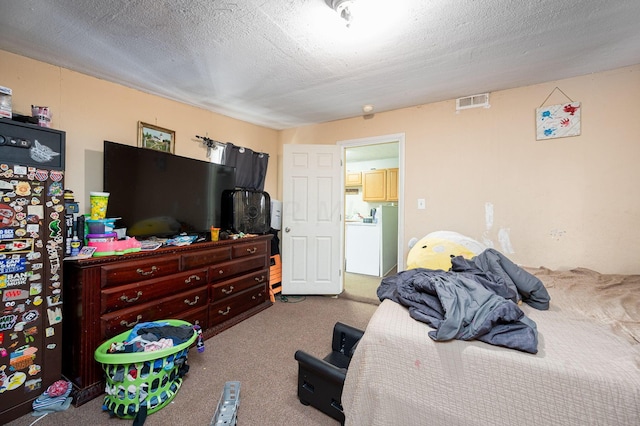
[90,192,110,220]
[210,227,220,242]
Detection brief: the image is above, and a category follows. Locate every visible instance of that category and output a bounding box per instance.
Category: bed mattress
[342,268,640,425]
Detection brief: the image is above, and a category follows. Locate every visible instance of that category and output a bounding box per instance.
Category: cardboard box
[0,86,12,119]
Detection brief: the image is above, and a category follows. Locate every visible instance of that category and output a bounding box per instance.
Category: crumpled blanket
[378,250,549,353]
[451,248,551,310]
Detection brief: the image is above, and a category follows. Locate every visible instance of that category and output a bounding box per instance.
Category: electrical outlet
[417,198,426,209]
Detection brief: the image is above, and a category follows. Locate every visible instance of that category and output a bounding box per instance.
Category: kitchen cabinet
[362,170,387,201]
[386,168,399,202]
[362,169,398,202]
[345,171,362,186]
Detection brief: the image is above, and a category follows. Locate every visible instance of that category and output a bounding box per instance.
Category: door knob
[285,227,291,232]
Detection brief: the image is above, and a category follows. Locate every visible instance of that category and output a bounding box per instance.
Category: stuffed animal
[407,231,486,271]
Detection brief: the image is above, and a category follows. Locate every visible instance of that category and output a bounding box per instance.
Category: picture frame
[137,121,175,153]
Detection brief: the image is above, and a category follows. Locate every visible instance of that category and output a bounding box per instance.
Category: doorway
[339,133,405,303]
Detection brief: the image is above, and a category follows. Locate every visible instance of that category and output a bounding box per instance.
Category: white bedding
[343,268,640,426]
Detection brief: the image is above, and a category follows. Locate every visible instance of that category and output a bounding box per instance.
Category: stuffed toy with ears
[407,231,486,271]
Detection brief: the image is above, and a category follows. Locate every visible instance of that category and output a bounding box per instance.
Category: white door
[281,144,342,295]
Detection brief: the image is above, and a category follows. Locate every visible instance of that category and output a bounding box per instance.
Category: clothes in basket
[94,319,198,421]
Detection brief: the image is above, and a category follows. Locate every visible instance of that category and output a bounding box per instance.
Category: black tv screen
[103,141,236,238]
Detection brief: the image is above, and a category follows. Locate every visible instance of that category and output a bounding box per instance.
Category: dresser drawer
[177,305,208,331]
[100,256,180,288]
[182,246,231,270]
[208,284,268,327]
[211,268,268,302]
[101,287,208,338]
[101,268,208,314]
[210,254,268,282]
[232,239,268,258]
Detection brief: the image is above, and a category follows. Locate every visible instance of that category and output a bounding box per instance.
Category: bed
[342,267,640,426]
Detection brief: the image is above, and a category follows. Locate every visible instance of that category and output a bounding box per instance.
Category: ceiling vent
[456,93,490,111]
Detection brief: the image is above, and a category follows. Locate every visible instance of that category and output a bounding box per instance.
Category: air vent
[456,93,490,111]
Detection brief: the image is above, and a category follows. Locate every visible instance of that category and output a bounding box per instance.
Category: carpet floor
[7,296,378,426]
[341,268,396,306]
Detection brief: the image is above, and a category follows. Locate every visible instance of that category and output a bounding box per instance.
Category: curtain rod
[196,134,225,148]
[195,135,269,157]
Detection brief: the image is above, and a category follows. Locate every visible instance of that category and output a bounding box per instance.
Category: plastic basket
[94,319,197,419]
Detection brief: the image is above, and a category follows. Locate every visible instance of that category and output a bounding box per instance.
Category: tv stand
[62,235,272,406]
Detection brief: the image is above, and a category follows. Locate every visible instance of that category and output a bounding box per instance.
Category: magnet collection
[0,163,64,395]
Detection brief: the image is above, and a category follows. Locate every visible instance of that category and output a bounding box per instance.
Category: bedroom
[3,49,638,426]
[1,1,639,424]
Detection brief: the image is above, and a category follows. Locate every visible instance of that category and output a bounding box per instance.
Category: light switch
[418,198,426,209]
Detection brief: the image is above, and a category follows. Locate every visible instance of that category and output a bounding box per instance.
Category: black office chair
[294,322,365,425]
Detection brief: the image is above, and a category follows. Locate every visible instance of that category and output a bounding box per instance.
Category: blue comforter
[377,250,549,354]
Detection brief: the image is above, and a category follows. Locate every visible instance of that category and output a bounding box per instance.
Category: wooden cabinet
[346,171,362,186]
[99,268,208,313]
[363,169,398,202]
[386,168,399,202]
[362,168,399,202]
[62,235,271,406]
[362,170,387,201]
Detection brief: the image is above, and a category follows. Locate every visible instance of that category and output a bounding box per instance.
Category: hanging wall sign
[536,102,581,140]
[535,87,581,140]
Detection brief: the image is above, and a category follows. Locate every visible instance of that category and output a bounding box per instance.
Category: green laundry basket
[94,319,197,419]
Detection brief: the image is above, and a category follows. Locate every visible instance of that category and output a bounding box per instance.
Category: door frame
[338,133,406,276]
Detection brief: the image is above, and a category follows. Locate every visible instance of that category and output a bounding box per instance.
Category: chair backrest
[331,322,365,356]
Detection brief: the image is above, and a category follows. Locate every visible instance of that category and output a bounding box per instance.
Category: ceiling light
[362,104,374,114]
[325,0,355,27]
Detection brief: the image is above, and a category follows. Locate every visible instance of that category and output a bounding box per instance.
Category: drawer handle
[252,292,264,300]
[218,306,231,316]
[136,266,158,276]
[120,315,142,328]
[185,275,201,284]
[246,247,257,254]
[120,291,143,303]
[254,275,265,283]
[184,296,200,306]
[221,286,234,295]
[218,270,224,275]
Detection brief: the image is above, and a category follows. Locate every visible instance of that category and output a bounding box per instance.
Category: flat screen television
[103,140,236,239]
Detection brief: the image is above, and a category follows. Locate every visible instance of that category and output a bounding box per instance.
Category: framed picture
[138,121,175,153]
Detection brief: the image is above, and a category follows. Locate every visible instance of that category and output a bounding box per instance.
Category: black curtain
[221,143,269,191]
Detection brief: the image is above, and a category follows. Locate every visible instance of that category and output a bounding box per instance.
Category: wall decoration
[536,87,581,140]
[138,122,175,153]
[536,102,581,140]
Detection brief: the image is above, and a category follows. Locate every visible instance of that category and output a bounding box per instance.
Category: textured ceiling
[1,0,639,130]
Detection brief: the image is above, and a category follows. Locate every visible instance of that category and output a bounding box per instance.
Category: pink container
[88,237,141,256]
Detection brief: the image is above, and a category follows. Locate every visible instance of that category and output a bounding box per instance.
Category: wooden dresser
[62,235,272,406]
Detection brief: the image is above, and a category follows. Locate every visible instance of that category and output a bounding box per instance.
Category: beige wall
[2,49,639,274]
[0,50,279,212]
[280,65,640,274]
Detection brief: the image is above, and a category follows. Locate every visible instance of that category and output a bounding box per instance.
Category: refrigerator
[0,119,66,422]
